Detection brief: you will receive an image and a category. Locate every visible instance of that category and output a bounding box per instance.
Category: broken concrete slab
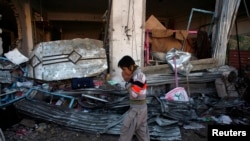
[28,38,108,81]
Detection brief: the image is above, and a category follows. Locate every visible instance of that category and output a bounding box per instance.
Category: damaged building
[1,0,250,140]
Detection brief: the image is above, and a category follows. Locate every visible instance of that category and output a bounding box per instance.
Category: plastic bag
[165,87,189,101]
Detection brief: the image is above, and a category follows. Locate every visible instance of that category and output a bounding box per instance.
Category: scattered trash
[211,114,232,124]
[183,122,205,130]
[165,87,189,102]
[0,128,5,141]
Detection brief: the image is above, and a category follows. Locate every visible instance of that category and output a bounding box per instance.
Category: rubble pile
[1,46,250,140]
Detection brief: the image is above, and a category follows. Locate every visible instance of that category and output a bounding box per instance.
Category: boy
[118,55,150,141]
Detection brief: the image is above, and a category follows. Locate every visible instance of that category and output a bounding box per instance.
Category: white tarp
[4,48,29,65]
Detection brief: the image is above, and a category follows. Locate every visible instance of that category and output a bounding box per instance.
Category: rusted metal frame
[25,87,75,108]
[0,90,18,108]
[182,8,215,51]
[0,56,28,108]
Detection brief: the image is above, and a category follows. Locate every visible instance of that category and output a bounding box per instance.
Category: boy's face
[121,67,132,82]
[121,67,132,76]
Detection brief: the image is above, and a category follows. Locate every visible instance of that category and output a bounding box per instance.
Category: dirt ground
[2,117,208,141]
[1,103,208,141]
[3,123,121,141]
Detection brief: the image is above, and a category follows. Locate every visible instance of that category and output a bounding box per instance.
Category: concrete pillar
[10,0,34,56]
[24,1,34,55]
[109,0,146,83]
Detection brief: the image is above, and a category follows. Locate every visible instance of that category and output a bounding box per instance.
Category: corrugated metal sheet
[229,50,250,69]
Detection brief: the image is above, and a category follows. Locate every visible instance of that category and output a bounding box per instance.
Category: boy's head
[118,55,135,69]
[118,55,136,77]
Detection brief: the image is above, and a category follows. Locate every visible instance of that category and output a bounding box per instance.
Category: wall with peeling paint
[109,0,146,83]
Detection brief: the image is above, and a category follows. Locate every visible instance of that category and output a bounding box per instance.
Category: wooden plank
[143,58,218,74]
